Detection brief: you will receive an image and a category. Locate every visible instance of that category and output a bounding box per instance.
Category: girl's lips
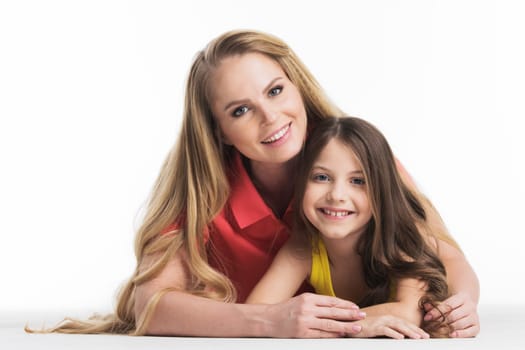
[261,123,291,144]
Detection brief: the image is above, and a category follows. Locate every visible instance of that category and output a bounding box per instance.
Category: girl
[29,30,478,337]
[247,116,451,338]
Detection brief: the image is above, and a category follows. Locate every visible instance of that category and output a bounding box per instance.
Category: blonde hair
[26,29,342,335]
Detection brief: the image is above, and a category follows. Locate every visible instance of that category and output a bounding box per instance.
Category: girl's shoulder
[280,233,312,265]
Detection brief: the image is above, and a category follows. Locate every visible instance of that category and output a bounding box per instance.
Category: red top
[207,153,294,302]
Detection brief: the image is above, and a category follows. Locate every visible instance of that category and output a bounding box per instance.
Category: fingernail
[358,311,366,318]
[424,314,432,321]
[352,325,362,332]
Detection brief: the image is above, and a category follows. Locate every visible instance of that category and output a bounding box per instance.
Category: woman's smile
[261,122,291,145]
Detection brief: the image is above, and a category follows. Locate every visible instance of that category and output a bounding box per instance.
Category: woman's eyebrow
[263,77,284,92]
[224,98,249,112]
[223,77,284,112]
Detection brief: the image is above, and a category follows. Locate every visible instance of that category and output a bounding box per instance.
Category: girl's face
[303,139,372,241]
[209,53,308,165]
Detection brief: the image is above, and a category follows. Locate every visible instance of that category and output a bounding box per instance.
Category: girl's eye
[312,173,330,182]
[269,86,283,97]
[232,105,249,117]
[350,178,366,185]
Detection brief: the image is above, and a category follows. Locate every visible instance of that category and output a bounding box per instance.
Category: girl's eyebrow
[223,77,284,112]
[312,164,363,174]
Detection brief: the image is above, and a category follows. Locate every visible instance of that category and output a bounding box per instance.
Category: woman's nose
[258,103,278,124]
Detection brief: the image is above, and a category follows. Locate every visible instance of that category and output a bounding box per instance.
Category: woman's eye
[350,178,366,185]
[312,173,330,182]
[232,105,249,117]
[269,86,283,97]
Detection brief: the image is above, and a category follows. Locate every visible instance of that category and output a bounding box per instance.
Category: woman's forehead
[208,53,286,103]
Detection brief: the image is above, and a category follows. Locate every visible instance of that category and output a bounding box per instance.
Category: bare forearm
[362,302,422,326]
[143,290,269,337]
[138,290,366,338]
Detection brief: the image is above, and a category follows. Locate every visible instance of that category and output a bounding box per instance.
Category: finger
[315,307,366,321]
[424,293,468,321]
[424,301,455,321]
[443,293,466,308]
[449,313,479,333]
[311,294,360,310]
[449,316,472,332]
[312,318,362,336]
[383,327,405,340]
[450,323,480,338]
[392,322,428,339]
[445,307,470,324]
[306,329,344,338]
[423,302,434,312]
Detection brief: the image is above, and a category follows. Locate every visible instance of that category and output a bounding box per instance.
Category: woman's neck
[247,157,298,218]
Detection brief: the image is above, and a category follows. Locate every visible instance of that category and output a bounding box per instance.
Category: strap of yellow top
[309,238,336,296]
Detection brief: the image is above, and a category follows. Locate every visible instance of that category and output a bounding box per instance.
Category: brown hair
[294,116,450,337]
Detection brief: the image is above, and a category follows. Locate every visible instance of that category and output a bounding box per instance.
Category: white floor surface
[1,304,523,350]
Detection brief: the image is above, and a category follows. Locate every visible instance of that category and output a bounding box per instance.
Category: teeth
[262,124,289,143]
[322,209,351,217]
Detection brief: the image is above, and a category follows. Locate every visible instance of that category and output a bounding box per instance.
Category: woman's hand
[349,315,429,339]
[423,292,480,337]
[263,293,365,338]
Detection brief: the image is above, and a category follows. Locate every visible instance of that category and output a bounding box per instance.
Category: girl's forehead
[315,139,361,169]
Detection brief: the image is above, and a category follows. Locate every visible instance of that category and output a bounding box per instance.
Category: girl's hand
[263,293,365,338]
[349,315,429,339]
[423,292,480,338]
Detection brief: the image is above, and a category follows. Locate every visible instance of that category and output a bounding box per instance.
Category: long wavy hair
[26,29,342,335]
[294,116,451,337]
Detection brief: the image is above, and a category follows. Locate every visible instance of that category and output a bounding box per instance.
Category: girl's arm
[246,239,310,304]
[360,278,427,325]
[135,247,364,338]
[348,278,429,339]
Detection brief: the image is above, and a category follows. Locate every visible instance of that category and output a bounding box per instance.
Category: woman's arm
[423,239,480,337]
[395,158,480,337]
[135,248,364,338]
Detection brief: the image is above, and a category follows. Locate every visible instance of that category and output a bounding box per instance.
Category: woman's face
[302,139,372,242]
[209,53,307,165]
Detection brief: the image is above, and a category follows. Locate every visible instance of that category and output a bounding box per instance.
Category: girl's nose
[327,182,348,202]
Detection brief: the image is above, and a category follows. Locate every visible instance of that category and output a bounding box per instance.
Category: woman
[34,29,479,338]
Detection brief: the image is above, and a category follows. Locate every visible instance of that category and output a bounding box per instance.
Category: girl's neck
[321,233,368,303]
[246,156,298,218]
[322,232,361,265]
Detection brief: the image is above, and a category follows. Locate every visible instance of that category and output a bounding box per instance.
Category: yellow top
[309,238,396,300]
[309,238,336,296]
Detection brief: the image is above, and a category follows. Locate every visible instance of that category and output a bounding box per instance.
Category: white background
[1,0,524,317]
